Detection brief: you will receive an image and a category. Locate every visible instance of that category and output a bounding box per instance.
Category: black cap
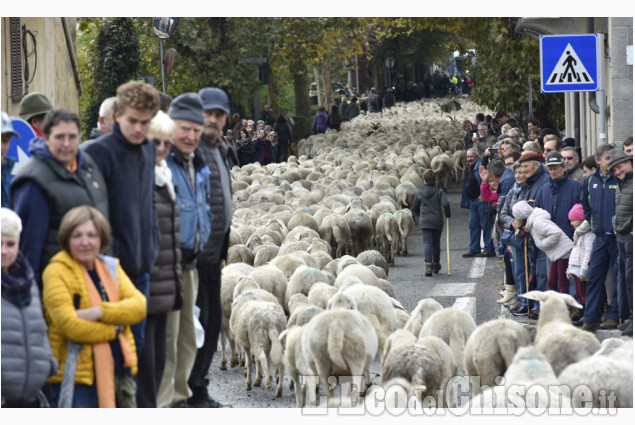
[545,152,564,166]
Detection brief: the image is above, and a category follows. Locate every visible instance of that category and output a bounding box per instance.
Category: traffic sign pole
[597,33,606,145]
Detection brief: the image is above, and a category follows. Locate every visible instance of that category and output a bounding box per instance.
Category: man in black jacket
[187,87,233,408]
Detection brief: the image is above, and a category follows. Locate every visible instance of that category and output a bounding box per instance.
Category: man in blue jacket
[461,148,495,257]
[85,81,161,353]
[579,143,619,332]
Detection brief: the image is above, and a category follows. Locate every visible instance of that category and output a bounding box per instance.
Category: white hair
[149,110,176,137]
[1,208,22,238]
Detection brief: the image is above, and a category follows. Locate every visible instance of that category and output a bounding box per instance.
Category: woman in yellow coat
[42,206,146,408]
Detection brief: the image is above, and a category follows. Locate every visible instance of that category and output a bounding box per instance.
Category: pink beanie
[568,204,585,221]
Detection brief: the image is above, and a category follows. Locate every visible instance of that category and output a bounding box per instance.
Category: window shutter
[10,18,23,100]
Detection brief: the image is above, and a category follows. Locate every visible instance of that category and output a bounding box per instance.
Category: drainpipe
[62,18,82,96]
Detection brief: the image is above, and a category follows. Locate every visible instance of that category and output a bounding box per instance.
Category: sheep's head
[327,292,358,311]
[520,290,582,326]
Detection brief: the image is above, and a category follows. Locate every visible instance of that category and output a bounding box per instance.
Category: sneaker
[581,323,600,332]
[511,305,528,316]
[622,321,633,337]
[528,307,540,320]
[572,318,584,327]
[618,319,631,331]
[504,299,521,311]
[477,251,496,257]
[462,250,480,258]
[599,319,618,329]
[569,308,583,322]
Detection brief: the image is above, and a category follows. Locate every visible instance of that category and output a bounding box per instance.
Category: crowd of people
[1,82,235,408]
[456,111,632,337]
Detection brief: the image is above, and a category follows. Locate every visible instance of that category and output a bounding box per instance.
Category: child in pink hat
[566,203,596,322]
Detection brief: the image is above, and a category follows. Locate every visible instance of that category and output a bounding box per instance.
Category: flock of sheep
[217,99,633,410]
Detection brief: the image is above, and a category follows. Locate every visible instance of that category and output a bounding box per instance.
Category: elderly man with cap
[1,112,20,208]
[579,143,620,332]
[19,92,53,138]
[156,92,212,409]
[609,148,633,336]
[184,87,233,408]
[534,152,582,303]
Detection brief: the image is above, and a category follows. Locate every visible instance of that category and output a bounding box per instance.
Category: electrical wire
[22,25,37,92]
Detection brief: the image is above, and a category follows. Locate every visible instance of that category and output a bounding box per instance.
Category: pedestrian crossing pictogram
[546,44,594,85]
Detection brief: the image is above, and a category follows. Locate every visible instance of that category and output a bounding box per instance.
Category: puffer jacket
[42,251,146,384]
[2,253,58,402]
[567,220,596,279]
[524,207,574,262]
[613,171,632,234]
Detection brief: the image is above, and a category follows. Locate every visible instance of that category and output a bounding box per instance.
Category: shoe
[187,396,230,408]
[581,323,600,332]
[425,263,433,276]
[497,285,517,304]
[504,299,521,310]
[622,321,633,337]
[462,251,480,258]
[511,306,528,316]
[618,319,631,331]
[599,319,618,329]
[572,318,584,327]
[528,307,540,320]
[569,308,583,322]
[432,262,441,274]
[477,251,496,257]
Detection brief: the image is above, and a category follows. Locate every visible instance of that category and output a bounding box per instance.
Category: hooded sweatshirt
[524,207,574,262]
[412,184,451,229]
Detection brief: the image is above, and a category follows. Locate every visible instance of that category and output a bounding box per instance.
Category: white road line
[468,256,487,279]
[452,296,477,319]
[427,283,477,297]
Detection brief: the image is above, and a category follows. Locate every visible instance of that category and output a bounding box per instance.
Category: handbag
[500,229,525,249]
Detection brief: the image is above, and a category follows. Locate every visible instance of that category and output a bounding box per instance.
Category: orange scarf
[81,258,136,408]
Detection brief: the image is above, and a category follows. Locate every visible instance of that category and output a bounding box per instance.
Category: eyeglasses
[563,156,575,160]
[153,138,173,147]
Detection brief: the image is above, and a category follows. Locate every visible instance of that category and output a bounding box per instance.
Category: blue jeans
[130,273,150,353]
[511,245,529,308]
[468,200,494,253]
[584,235,619,324]
[49,383,98,408]
[422,228,442,263]
[616,233,633,321]
[535,249,549,292]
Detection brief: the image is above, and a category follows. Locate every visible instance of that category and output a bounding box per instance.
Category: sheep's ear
[519,291,546,301]
[390,297,406,311]
[279,329,288,342]
[558,293,583,309]
[404,302,424,331]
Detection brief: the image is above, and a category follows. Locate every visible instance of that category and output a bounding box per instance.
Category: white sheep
[403,298,444,338]
[246,265,287,308]
[356,249,389,277]
[287,293,324,328]
[393,209,415,256]
[463,319,532,395]
[521,290,601,376]
[279,325,316,408]
[301,293,378,407]
[343,209,374,257]
[374,212,400,266]
[284,265,331,313]
[307,282,338,310]
[318,213,353,258]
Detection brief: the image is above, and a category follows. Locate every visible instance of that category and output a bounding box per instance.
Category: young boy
[412,169,451,276]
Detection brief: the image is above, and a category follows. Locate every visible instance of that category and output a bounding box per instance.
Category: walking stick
[446,217,451,276]
[524,236,529,297]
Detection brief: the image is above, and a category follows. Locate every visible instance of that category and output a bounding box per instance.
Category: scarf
[548,176,567,195]
[1,252,34,307]
[81,258,136,408]
[154,159,176,201]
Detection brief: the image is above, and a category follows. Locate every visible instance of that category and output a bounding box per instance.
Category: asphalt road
[203,181,507,410]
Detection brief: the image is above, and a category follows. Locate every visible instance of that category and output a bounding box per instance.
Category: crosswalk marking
[468,257,487,279]
[452,296,477,318]
[427,283,477,297]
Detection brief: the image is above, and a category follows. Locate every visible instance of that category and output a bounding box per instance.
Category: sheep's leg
[305,374,319,408]
[254,352,263,387]
[245,348,253,391]
[219,330,227,370]
[275,362,284,397]
[230,335,240,368]
[290,371,302,407]
[257,349,272,391]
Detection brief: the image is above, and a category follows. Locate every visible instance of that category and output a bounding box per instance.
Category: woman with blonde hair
[43,206,146,408]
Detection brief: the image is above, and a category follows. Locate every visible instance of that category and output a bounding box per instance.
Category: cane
[524,236,529,305]
[446,217,451,276]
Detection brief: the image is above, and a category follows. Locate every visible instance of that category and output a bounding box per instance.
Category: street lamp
[385,57,395,87]
[152,17,179,94]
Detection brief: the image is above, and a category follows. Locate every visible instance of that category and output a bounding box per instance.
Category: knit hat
[518,151,541,163]
[19,92,53,121]
[512,200,533,220]
[568,204,585,221]
[198,87,230,114]
[608,148,632,171]
[1,207,23,237]
[168,93,205,125]
[1,111,20,138]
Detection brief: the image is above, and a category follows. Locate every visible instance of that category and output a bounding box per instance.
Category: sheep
[366,264,388,280]
[557,338,633,408]
[221,262,254,277]
[252,245,280,267]
[521,290,601,376]
[219,273,248,370]
[246,265,287,308]
[333,263,380,289]
[269,253,309,281]
[356,249,389,277]
[343,209,374,257]
[287,212,319,234]
[452,150,466,185]
[301,293,378,407]
[307,282,338,310]
[395,182,417,210]
[393,209,415,256]
[287,293,324,328]
[284,265,331,313]
[472,346,571,409]
[226,243,254,265]
[229,292,287,396]
[380,330,456,407]
[403,298,444,338]
[375,213,400,266]
[318,214,353,258]
[430,153,453,190]
[279,325,316,408]
[463,319,532,395]
[338,276,398,361]
[416,306,477,375]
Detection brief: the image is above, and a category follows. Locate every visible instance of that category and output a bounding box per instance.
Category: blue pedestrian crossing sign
[540,34,600,93]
